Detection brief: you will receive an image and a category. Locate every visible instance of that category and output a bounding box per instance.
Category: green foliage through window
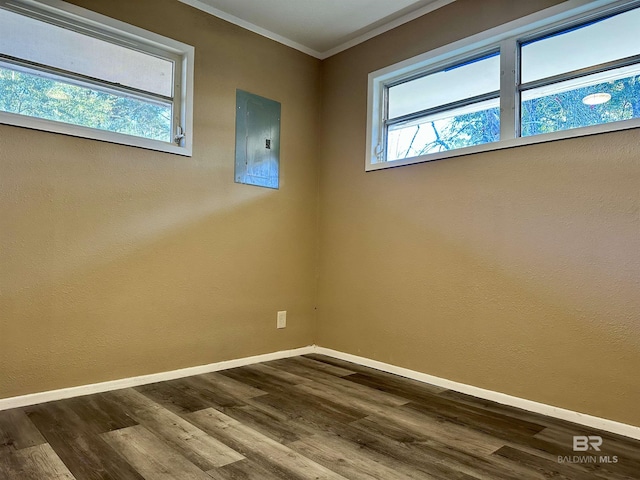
[0,65,172,142]
[522,75,640,137]
[387,105,500,160]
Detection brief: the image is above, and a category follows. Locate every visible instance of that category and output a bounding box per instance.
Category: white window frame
[366,0,640,171]
[0,0,194,156]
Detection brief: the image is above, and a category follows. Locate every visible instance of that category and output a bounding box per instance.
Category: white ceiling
[178,0,456,59]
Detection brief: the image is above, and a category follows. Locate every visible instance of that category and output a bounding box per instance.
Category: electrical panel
[235,90,281,189]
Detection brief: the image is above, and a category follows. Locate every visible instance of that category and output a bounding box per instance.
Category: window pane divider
[0,53,174,104]
[385,90,500,127]
[500,38,519,140]
[519,53,640,92]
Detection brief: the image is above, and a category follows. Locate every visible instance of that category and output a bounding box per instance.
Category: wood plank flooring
[1,355,639,479]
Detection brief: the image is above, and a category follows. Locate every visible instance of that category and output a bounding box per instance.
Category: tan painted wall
[0,0,321,399]
[1,0,639,428]
[317,0,640,427]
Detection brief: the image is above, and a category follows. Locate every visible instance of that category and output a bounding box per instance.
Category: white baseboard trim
[2,344,638,441]
[0,345,315,412]
[314,347,640,441]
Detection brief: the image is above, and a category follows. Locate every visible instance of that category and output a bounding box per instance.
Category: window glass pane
[521,64,640,137]
[521,7,640,84]
[0,64,172,142]
[0,8,174,97]
[387,98,500,160]
[388,53,500,119]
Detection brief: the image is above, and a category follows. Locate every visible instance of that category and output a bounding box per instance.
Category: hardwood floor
[1,355,638,479]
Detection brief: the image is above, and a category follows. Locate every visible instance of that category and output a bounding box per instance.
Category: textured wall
[316,0,640,427]
[0,0,321,398]
[2,0,639,429]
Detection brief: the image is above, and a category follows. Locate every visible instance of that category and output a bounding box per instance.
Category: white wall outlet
[277,311,287,329]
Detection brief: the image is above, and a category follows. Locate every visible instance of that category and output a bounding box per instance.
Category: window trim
[366,0,640,171]
[0,0,194,156]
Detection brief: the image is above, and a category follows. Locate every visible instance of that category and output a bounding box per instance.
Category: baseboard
[314,347,640,440]
[0,345,315,412]
[2,344,638,441]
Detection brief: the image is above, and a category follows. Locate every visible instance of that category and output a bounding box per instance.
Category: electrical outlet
[277,311,287,329]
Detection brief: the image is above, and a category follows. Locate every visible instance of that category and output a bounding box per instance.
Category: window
[367,0,640,170]
[520,7,640,137]
[0,0,194,156]
[386,52,500,161]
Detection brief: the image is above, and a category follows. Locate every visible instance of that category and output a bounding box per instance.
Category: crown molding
[177,0,322,57]
[320,0,456,59]
[177,0,456,60]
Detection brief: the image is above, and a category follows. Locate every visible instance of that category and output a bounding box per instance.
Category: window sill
[366,118,640,171]
[0,111,192,157]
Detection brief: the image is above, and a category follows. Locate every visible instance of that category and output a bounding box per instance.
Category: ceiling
[178,0,456,59]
